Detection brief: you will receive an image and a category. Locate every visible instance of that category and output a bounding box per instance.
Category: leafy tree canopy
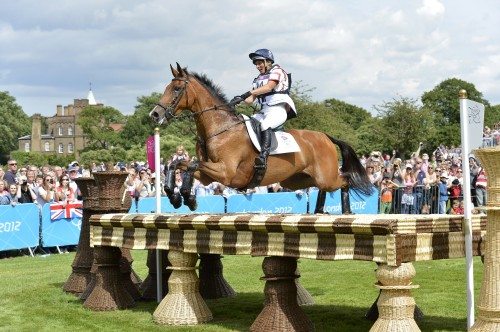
[78,105,125,150]
[0,91,31,160]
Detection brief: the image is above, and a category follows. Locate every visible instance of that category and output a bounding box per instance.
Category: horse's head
[150,63,195,125]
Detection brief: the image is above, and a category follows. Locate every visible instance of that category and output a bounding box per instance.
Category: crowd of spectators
[0,127,496,215]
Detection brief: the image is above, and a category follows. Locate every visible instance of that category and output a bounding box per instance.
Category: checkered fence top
[90,213,486,266]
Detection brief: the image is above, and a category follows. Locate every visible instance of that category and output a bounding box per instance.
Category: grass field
[0,251,484,331]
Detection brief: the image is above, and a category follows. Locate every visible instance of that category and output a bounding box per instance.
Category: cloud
[417,0,445,18]
[0,0,499,118]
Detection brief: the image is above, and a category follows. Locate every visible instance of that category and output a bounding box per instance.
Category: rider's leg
[253,104,287,170]
[255,128,273,169]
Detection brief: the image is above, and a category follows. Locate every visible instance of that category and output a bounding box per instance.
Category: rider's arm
[244,80,278,103]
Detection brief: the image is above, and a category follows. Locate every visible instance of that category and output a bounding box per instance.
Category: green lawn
[0,251,484,331]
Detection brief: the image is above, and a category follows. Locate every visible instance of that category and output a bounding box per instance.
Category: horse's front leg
[180,161,199,211]
[164,160,182,209]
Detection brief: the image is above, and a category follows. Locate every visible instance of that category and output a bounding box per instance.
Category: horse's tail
[327,135,374,196]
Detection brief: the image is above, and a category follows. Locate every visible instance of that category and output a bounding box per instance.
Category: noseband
[155,78,189,122]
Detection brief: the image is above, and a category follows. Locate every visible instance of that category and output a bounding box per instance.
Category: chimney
[67,105,74,116]
[57,105,63,116]
[31,114,42,152]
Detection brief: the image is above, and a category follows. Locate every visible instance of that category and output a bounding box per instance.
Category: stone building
[18,89,101,157]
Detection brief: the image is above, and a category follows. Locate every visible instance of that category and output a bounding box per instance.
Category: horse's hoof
[170,193,182,209]
[185,195,198,211]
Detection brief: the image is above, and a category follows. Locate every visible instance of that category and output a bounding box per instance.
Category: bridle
[154,77,189,123]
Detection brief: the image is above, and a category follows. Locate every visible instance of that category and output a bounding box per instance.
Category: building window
[24,142,30,152]
[68,143,73,153]
[68,126,73,136]
[58,143,64,154]
[58,126,63,136]
[45,142,50,151]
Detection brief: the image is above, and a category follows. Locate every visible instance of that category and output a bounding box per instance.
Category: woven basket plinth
[80,259,97,301]
[63,209,94,294]
[92,172,129,211]
[199,254,236,299]
[153,251,212,325]
[295,266,314,306]
[250,257,314,332]
[370,263,420,332]
[140,250,171,301]
[83,246,135,311]
[471,148,500,331]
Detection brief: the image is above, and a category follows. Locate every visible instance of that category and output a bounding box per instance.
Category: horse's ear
[170,64,179,77]
[176,62,183,76]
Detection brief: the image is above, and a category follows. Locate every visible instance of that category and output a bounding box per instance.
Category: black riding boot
[255,128,272,171]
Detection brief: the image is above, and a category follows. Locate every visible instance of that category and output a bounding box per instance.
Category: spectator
[401,166,416,214]
[0,180,11,205]
[438,172,450,214]
[4,159,18,186]
[449,179,462,201]
[413,158,426,214]
[475,166,487,207]
[0,166,4,181]
[391,160,404,186]
[8,184,18,205]
[135,168,153,198]
[450,199,464,215]
[192,179,219,196]
[379,174,398,214]
[67,166,80,198]
[55,175,76,202]
[170,145,190,166]
[16,175,37,204]
[26,170,36,187]
[35,175,55,206]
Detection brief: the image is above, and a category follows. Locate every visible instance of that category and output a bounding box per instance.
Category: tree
[323,98,371,130]
[485,104,500,128]
[0,91,31,160]
[77,106,125,149]
[421,78,489,147]
[375,97,435,158]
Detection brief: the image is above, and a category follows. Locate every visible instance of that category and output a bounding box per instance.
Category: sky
[1,0,499,117]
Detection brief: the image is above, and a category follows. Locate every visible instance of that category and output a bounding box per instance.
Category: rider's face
[254,60,266,74]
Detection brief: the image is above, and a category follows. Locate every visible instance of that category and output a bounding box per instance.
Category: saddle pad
[242,114,301,155]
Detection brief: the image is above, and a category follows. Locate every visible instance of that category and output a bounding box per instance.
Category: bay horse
[150,63,372,213]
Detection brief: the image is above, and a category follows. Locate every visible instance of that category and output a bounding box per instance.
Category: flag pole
[459,89,475,328]
[154,128,163,303]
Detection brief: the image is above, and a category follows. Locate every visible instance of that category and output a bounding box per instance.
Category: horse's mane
[188,70,229,104]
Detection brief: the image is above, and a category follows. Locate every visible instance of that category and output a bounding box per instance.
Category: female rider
[230,48,297,171]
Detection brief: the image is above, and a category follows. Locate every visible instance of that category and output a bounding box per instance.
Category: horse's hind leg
[341,187,353,215]
[314,190,327,214]
[180,161,199,211]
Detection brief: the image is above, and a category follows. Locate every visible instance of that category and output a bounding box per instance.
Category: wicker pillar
[471,147,500,331]
[370,263,420,332]
[250,256,314,332]
[83,246,135,311]
[295,266,314,306]
[199,254,236,299]
[153,250,212,325]
[63,177,98,295]
[140,249,171,301]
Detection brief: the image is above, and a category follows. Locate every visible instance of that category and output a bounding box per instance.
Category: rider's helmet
[249,49,274,64]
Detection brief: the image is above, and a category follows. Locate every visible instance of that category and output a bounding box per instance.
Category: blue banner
[137,196,225,214]
[41,203,81,247]
[0,203,39,251]
[308,188,379,214]
[226,192,308,213]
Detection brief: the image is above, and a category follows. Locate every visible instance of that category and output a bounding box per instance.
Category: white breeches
[252,104,288,130]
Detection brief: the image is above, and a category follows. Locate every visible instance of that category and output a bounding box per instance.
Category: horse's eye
[173,86,181,92]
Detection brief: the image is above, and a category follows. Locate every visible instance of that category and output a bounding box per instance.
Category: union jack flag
[50,201,83,221]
